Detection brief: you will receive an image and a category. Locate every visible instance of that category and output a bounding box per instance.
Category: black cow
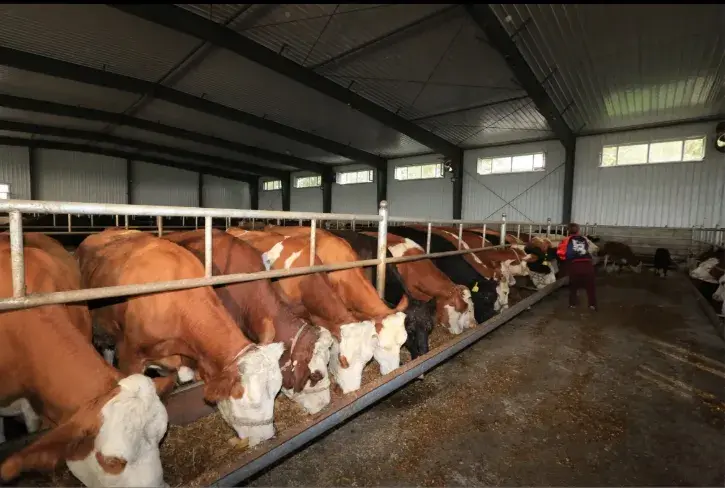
[654,248,673,278]
[330,230,435,361]
[385,226,499,324]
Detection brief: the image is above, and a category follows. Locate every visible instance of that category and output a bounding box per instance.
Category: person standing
[557,223,597,311]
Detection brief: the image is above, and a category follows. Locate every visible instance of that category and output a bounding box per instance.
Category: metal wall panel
[331,163,378,215]
[463,140,565,223]
[0,145,30,199]
[35,149,127,203]
[259,178,283,211]
[290,171,323,213]
[202,175,250,209]
[387,154,453,220]
[573,122,725,227]
[130,161,198,207]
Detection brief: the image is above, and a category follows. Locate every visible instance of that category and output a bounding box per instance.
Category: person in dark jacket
[557,223,597,311]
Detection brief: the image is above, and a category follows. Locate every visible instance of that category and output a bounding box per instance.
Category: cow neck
[18,310,121,425]
[396,250,455,300]
[300,273,358,329]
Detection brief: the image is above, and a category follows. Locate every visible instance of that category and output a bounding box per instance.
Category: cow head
[329,320,377,394]
[713,275,725,302]
[493,275,510,312]
[690,257,721,284]
[501,257,529,283]
[1,375,169,487]
[280,326,334,415]
[402,298,435,360]
[208,343,284,446]
[438,285,477,334]
[372,312,408,375]
[468,278,499,324]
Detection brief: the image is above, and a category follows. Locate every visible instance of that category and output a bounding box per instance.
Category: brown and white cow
[0,234,171,487]
[362,232,476,334]
[76,230,285,446]
[227,230,377,394]
[163,230,334,414]
[259,226,408,375]
[599,241,643,273]
[689,247,724,284]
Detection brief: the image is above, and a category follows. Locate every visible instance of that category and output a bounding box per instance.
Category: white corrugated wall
[0,145,31,199]
[462,140,565,223]
[573,122,725,227]
[35,150,127,203]
[130,161,198,207]
[259,178,283,210]
[387,154,452,219]
[331,164,378,215]
[201,175,250,209]
[290,171,323,213]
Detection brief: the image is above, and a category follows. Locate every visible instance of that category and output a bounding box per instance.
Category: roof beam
[0,136,258,184]
[0,120,288,179]
[465,5,574,146]
[0,94,329,174]
[110,4,462,159]
[0,46,384,168]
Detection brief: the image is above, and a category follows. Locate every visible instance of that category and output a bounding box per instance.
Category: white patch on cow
[177,366,195,384]
[388,238,423,257]
[102,348,115,366]
[690,258,720,284]
[261,237,289,270]
[587,238,600,256]
[529,270,556,289]
[503,258,529,278]
[66,374,169,488]
[494,279,510,312]
[437,230,484,264]
[631,262,643,274]
[511,243,526,250]
[216,343,284,446]
[283,250,303,270]
[0,399,40,444]
[282,327,333,415]
[329,321,377,394]
[549,259,559,275]
[459,287,477,330]
[712,275,725,302]
[373,312,407,375]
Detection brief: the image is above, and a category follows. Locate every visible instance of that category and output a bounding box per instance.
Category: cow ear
[204,370,244,404]
[1,417,93,481]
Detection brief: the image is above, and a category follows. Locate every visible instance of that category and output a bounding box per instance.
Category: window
[477,152,545,175]
[394,163,443,181]
[262,180,282,191]
[0,183,8,199]
[600,136,706,167]
[295,175,321,189]
[337,169,373,185]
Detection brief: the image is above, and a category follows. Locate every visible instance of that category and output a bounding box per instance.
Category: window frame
[476,151,546,176]
[336,169,374,186]
[599,135,707,168]
[0,183,9,200]
[393,162,444,182]
[294,175,322,189]
[262,179,282,191]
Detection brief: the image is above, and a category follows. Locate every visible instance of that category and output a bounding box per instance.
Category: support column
[126,159,133,204]
[281,173,292,211]
[451,151,464,220]
[249,177,259,210]
[376,161,388,207]
[562,139,576,223]
[198,173,204,208]
[322,167,333,213]
[28,147,38,200]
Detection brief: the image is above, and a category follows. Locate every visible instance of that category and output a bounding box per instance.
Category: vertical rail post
[352,218,356,231]
[482,223,487,248]
[90,215,94,228]
[546,217,551,238]
[204,216,213,278]
[52,214,56,227]
[500,214,507,248]
[426,222,432,254]
[9,210,25,297]
[156,216,163,237]
[115,215,119,227]
[457,223,463,250]
[516,223,521,239]
[528,224,532,239]
[309,219,317,267]
[124,215,129,230]
[376,200,389,298]
[67,214,72,233]
[226,217,231,229]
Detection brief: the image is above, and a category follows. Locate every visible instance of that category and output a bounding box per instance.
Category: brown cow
[257,226,408,375]
[163,230,334,413]
[0,235,171,487]
[599,241,643,273]
[228,230,377,393]
[361,232,476,334]
[76,229,284,446]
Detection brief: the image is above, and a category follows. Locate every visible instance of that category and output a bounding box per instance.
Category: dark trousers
[567,260,597,308]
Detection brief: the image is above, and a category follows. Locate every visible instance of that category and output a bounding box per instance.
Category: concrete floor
[245,273,725,487]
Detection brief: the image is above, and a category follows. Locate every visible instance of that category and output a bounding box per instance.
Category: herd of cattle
[0,220,713,487]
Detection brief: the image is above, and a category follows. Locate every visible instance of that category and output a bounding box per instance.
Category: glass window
[337,169,373,185]
[294,175,321,188]
[394,163,444,181]
[601,136,706,167]
[263,180,282,191]
[476,152,545,175]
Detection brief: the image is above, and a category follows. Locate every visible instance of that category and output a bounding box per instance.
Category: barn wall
[387,154,452,220]
[573,122,725,228]
[130,161,198,207]
[462,140,565,223]
[202,174,250,209]
[290,171,323,213]
[0,145,31,200]
[331,163,378,215]
[35,149,127,203]
[259,178,283,211]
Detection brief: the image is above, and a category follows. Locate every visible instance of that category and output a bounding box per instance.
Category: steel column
[562,139,576,223]
[250,178,259,211]
[322,168,333,214]
[281,175,291,212]
[376,162,388,207]
[452,152,464,220]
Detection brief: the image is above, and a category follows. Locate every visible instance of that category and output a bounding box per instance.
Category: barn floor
[245,272,725,487]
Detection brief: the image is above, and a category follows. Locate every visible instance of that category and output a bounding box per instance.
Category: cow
[598,241,643,273]
[258,226,409,376]
[163,230,334,414]
[76,230,285,446]
[355,231,476,336]
[521,243,557,289]
[713,275,725,304]
[690,255,725,284]
[327,230,439,359]
[226,230,376,394]
[0,234,171,487]
[653,248,673,278]
[383,226,501,324]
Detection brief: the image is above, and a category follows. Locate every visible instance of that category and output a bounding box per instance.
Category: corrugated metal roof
[490,4,725,132]
[176,4,246,24]
[0,4,200,83]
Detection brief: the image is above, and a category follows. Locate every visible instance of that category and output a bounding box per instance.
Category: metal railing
[692,226,725,252]
[0,199,566,311]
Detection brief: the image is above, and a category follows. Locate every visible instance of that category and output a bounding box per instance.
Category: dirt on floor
[243,272,725,487]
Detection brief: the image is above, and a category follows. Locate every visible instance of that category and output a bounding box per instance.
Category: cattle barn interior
[0,4,723,488]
